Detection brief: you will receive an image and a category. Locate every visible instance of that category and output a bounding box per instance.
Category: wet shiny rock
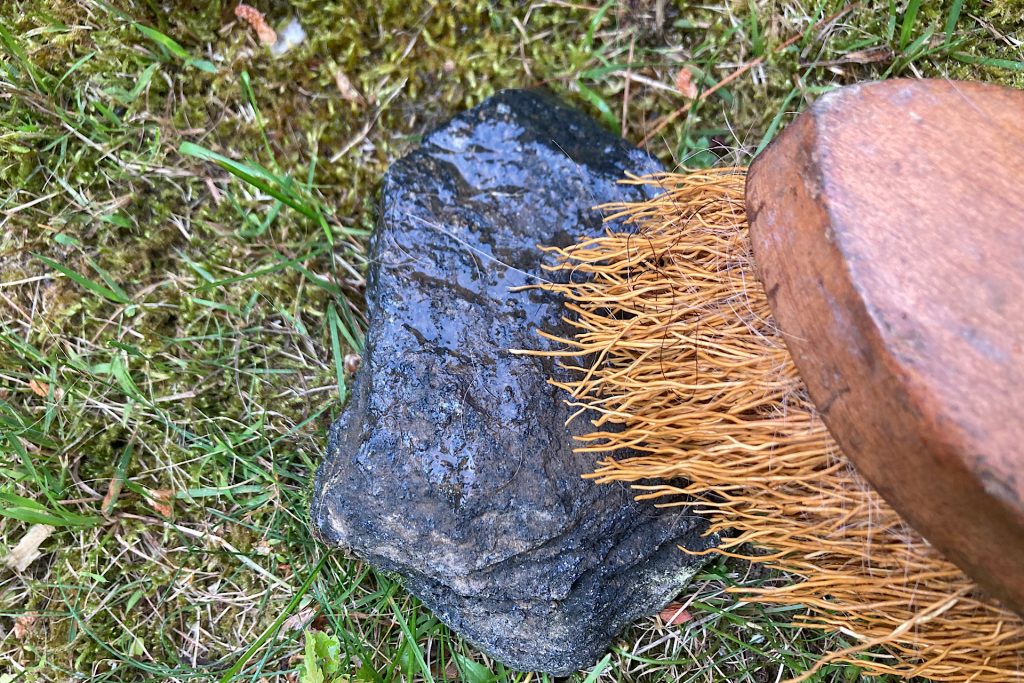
[311,89,714,675]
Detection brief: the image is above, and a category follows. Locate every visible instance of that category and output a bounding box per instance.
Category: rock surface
[311,89,714,675]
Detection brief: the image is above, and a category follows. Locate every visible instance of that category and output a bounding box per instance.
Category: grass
[0,0,1021,681]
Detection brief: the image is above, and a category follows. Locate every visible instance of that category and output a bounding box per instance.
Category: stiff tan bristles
[523,168,1024,681]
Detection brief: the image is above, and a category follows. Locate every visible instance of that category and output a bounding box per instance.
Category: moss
[990,0,1024,22]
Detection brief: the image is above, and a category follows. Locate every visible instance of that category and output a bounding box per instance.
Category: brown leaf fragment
[281,607,317,631]
[28,378,63,400]
[334,70,365,104]
[674,67,698,100]
[430,659,459,680]
[28,378,49,397]
[659,602,693,625]
[150,488,174,518]
[13,612,37,639]
[101,475,123,516]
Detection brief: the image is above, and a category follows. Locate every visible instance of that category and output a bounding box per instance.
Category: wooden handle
[746,79,1024,615]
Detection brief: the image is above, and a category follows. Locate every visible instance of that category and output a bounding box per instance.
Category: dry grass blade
[523,168,1024,681]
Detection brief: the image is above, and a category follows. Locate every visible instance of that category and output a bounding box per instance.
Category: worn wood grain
[747,79,1024,615]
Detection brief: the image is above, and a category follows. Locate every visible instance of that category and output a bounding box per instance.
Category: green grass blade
[218,554,329,683]
[196,246,327,290]
[176,249,216,283]
[0,492,101,527]
[134,23,190,60]
[388,597,436,683]
[55,51,96,90]
[576,81,620,135]
[84,255,131,302]
[327,304,348,405]
[179,141,322,222]
[334,299,365,352]
[747,0,764,56]
[107,62,160,104]
[34,254,130,304]
[755,87,799,154]
[101,442,134,515]
[0,22,49,87]
[951,52,1024,71]
[0,414,58,452]
[885,0,897,43]
[133,23,216,72]
[944,0,964,44]
[581,654,612,683]
[453,653,497,683]
[898,0,922,50]
[583,0,616,51]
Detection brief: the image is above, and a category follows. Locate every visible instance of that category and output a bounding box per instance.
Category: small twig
[621,34,635,138]
[120,513,294,590]
[0,290,31,324]
[329,78,406,163]
[621,71,684,94]
[639,3,859,147]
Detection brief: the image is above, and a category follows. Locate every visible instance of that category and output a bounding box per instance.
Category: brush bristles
[524,168,1024,681]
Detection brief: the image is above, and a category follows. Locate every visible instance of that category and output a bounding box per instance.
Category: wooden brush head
[746,79,1024,615]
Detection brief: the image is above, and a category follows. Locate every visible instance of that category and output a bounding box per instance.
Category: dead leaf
[13,612,37,639]
[429,658,458,680]
[28,378,63,400]
[659,602,693,625]
[675,67,698,100]
[101,475,123,516]
[4,524,54,572]
[334,69,364,104]
[281,606,317,632]
[842,46,894,64]
[149,488,174,518]
[802,46,895,69]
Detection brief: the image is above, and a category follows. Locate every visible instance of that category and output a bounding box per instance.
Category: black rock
[311,90,714,675]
